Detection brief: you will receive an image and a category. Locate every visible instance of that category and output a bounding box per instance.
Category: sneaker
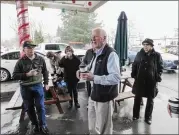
[40,126,50,135]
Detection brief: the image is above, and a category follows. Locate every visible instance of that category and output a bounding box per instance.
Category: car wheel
[172,70,176,73]
[1,68,10,82]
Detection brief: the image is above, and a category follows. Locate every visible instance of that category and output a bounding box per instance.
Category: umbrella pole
[119,66,123,93]
[120,60,125,76]
[120,66,123,76]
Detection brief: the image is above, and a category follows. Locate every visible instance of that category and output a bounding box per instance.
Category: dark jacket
[82,48,94,65]
[90,45,118,102]
[59,54,81,83]
[49,56,62,75]
[131,48,163,98]
[12,53,49,85]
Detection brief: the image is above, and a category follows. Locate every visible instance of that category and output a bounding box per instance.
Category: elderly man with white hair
[77,28,120,134]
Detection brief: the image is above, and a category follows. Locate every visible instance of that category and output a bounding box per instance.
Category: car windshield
[45,44,67,51]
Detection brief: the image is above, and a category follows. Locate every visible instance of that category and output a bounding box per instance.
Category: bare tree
[108,20,137,47]
[108,29,116,47]
[138,32,144,45]
[8,16,40,41]
[44,33,53,42]
[8,17,18,35]
[128,20,138,46]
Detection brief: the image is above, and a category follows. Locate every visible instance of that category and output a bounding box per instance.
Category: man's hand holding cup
[26,69,38,77]
[80,72,94,81]
[78,64,94,81]
[78,64,88,80]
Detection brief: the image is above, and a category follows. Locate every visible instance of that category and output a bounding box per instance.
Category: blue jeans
[20,83,46,127]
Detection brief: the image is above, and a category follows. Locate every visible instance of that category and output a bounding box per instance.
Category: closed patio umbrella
[114,11,128,72]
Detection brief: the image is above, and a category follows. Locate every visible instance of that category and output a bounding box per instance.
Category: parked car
[167,47,178,56]
[126,46,179,72]
[0,50,53,82]
[161,53,179,72]
[126,46,142,65]
[34,42,85,61]
[35,42,68,55]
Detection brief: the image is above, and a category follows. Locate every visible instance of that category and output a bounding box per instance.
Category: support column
[15,0,30,57]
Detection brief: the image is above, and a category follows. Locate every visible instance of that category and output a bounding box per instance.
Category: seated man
[12,40,49,135]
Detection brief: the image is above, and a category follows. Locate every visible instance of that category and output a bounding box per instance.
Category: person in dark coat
[59,46,81,109]
[82,47,95,97]
[131,38,163,125]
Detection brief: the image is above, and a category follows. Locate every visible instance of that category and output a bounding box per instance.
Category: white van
[34,43,68,55]
[34,42,86,61]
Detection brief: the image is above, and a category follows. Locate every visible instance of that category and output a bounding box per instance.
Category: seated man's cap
[23,40,37,48]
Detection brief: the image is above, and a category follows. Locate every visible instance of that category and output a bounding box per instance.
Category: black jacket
[131,48,163,98]
[12,53,49,85]
[59,54,81,83]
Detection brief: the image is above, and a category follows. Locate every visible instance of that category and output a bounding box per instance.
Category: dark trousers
[67,81,78,104]
[20,83,46,127]
[133,96,154,120]
[86,81,91,97]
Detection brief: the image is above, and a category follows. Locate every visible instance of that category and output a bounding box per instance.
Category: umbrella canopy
[114,11,128,67]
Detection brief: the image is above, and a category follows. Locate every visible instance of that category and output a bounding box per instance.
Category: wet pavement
[1,69,178,134]
[0,80,19,101]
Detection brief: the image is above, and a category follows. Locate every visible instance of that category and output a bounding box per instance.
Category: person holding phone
[12,40,50,135]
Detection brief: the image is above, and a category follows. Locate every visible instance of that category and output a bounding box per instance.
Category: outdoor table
[6,74,71,123]
[114,71,135,112]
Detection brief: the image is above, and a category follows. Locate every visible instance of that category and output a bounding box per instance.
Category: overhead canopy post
[15,0,31,57]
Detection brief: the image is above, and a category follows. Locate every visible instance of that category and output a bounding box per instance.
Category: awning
[1,1,108,13]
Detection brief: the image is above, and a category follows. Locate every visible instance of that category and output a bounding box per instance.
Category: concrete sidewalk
[0,80,19,101]
[1,86,178,134]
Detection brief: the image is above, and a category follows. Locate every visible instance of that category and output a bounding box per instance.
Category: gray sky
[1,1,178,40]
